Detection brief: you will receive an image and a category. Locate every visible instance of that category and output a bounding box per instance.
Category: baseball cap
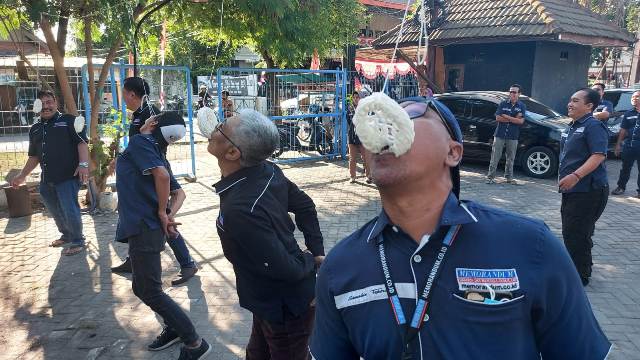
[151,111,186,149]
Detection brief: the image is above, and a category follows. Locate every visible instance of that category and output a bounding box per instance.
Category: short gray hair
[231,109,279,167]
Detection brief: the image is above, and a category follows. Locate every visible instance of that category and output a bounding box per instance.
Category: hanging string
[208,0,225,80]
[416,0,429,66]
[382,0,415,93]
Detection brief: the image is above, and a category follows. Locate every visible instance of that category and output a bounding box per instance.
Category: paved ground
[1,146,639,360]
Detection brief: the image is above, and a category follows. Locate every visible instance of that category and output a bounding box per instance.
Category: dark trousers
[246,306,314,360]
[167,233,196,269]
[561,187,609,279]
[616,148,640,192]
[129,226,199,344]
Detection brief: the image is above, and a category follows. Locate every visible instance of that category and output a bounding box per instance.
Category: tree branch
[39,14,78,115]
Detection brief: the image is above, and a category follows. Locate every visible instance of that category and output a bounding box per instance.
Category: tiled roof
[373,0,635,47]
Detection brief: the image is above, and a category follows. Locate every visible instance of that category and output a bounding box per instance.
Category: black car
[436,92,570,179]
[603,88,635,136]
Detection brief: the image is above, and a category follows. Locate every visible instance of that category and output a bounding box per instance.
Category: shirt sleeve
[495,101,505,116]
[27,125,38,157]
[533,224,611,359]
[518,102,526,117]
[66,115,88,145]
[604,101,614,114]
[585,122,609,155]
[287,176,325,256]
[310,261,360,359]
[621,112,634,130]
[127,136,166,175]
[224,205,316,282]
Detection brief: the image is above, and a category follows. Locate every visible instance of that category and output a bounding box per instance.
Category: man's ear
[224,146,241,162]
[446,140,463,167]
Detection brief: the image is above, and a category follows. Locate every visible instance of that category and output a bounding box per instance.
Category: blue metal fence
[207,68,348,164]
[80,62,197,179]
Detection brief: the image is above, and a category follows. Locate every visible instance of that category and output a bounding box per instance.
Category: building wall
[531,42,591,114]
[442,42,536,94]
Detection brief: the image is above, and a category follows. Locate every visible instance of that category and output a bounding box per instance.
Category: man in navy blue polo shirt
[559,88,610,286]
[115,112,210,359]
[11,90,89,256]
[611,90,640,198]
[591,83,614,122]
[310,96,610,359]
[486,84,526,184]
[111,77,198,286]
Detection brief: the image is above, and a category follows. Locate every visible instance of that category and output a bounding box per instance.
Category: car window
[603,91,621,109]
[520,98,560,121]
[613,92,633,112]
[439,99,467,117]
[469,100,497,119]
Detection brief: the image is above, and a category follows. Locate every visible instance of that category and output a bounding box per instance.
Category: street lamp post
[132,0,209,77]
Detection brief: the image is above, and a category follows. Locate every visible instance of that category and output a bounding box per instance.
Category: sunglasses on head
[401,99,456,140]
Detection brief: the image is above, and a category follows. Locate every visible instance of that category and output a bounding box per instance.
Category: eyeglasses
[509,91,519,94]
[213,122,243,156]
[400,99,456,140]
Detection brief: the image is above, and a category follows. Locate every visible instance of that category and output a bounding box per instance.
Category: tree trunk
[259,48,281,116]
[57,3,70,56]
[82,9,124,201]
[40,15,77,115]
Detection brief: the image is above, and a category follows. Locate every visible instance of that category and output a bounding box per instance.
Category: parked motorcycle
[166,94,185,115]
[272,104,334,159]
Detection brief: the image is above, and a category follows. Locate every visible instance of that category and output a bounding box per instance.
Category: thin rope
[209,0,225,80]
[382,0,414,93]
[416,1,429,65]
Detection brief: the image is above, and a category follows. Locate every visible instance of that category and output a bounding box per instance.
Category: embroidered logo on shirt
[574,127,585,133]
[455,268,520,292]
[54,122,68,127]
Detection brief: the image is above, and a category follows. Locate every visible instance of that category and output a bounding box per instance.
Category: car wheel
[522,146,557,179]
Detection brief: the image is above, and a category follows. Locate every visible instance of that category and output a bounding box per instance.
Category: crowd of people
[10,75,637,359]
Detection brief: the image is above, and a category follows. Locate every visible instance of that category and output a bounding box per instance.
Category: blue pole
[81,64,91,127]
[119,60,129,148]
[185,67,197,179]
[109,66,118,109]
[341,68,348,160]
[217,68,223,120]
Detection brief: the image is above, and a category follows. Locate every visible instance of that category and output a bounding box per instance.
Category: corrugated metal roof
[373,0,634,47]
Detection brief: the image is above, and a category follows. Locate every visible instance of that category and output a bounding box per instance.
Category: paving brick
[1,153,639,359]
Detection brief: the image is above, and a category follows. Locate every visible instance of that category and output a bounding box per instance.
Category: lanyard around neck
[378,224,462,359]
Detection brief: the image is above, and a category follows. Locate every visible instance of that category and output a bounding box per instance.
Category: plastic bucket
[3,185,33,218]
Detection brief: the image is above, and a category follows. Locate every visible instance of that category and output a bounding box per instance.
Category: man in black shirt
[207,109,324,359]
[11,90,89,256]
[111,77,198,286]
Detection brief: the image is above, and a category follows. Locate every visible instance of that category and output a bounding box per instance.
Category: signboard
[197,74,258,97]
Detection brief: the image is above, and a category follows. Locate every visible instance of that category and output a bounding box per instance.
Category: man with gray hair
[206,109,325,359]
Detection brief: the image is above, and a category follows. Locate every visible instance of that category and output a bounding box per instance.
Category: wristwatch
[78,162,89,168]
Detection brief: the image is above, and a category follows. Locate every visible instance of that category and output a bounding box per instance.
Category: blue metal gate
[80,62,197,179]
[204,68,347,163]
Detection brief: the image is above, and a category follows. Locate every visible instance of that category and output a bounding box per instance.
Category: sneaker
[350,177,356,183]
[148,327,181,351]
[111,257,132,273]
[172,266,199,286]
[178,339,211,360]
[506,178,518,185]
[485,178,495,184]
[611,187,625,195]
[366,178,373,184]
